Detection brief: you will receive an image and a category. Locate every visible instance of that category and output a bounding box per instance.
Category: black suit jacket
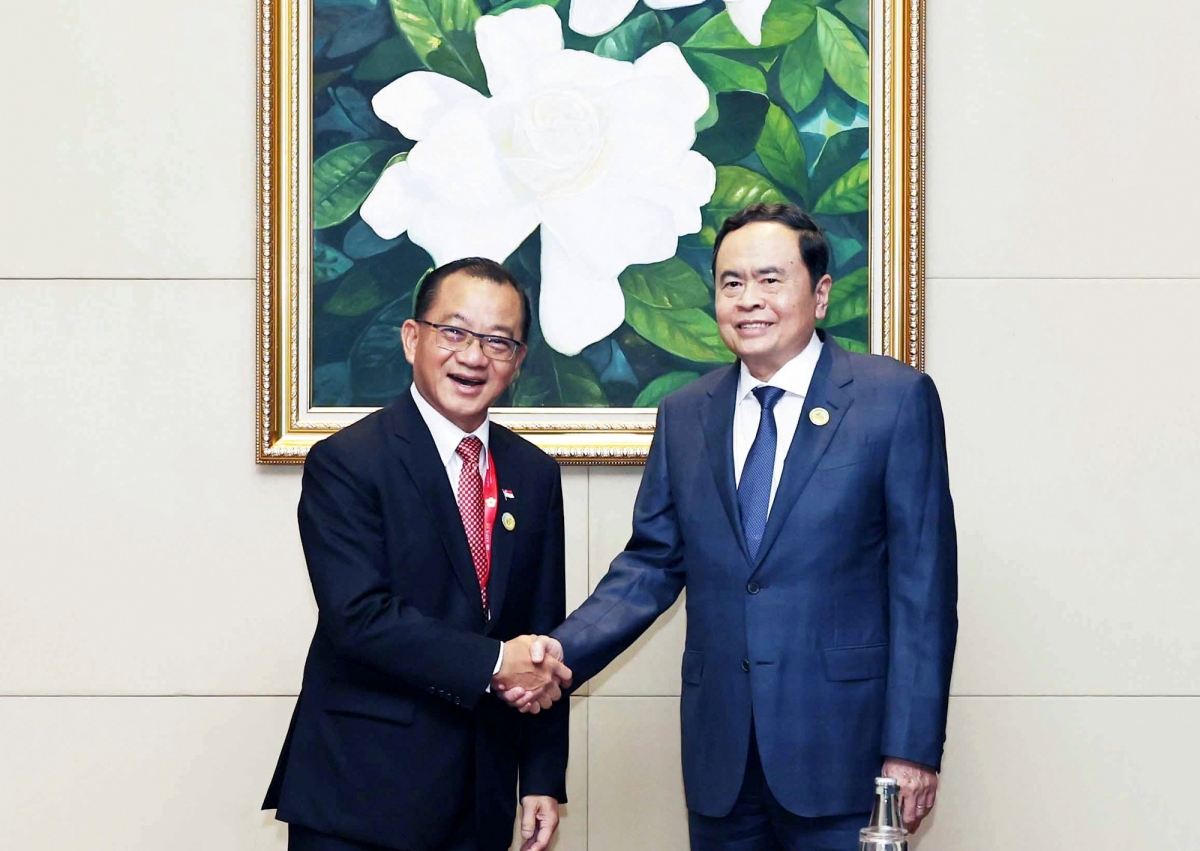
[263,392,569,851]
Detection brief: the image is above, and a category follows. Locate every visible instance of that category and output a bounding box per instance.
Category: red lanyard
[481,450,498,570]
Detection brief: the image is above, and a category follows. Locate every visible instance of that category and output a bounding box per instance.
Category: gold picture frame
[256,0,926,465]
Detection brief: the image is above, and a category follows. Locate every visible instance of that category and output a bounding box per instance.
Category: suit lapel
[483,431,523,632]
[702,365,753,566]
[388,394,486,621]
[753,338,855,569]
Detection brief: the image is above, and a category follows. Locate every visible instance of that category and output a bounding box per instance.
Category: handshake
[491,635,570,714]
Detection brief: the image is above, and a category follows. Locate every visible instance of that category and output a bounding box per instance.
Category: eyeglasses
[416,321,525,362]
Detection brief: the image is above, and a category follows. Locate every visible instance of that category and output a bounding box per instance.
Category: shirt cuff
[485,641,504,693]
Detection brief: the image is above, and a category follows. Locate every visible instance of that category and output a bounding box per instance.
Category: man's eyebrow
[447,313,516,337]
[753,266,786,277]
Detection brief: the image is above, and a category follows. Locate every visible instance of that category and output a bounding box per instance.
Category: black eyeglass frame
[415,320,527,362]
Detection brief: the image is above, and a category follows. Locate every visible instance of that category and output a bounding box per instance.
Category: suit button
[747,581,760,594]
[454,697,461,705]
[741,659,750,672]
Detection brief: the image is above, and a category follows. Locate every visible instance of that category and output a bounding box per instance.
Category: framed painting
[256,0,926,464]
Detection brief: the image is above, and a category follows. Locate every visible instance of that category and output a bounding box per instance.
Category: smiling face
[401,271,526,433]
[713,220,832,381]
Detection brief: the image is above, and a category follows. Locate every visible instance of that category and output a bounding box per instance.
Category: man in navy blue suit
[264,258,573,851]
[506,204,958,850]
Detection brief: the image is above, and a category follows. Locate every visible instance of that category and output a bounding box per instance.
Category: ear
[400,319,420,365]
[813,274,834,321]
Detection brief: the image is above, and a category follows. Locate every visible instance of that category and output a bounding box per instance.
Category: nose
[455,337,490,368]
[736,280,764,310]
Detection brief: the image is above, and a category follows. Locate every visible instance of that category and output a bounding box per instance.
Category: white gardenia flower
[360,5,715,356]
[570,0,773,47]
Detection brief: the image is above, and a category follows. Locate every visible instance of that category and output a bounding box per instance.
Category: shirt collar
[409,383,490,468]
[736,330,824,404]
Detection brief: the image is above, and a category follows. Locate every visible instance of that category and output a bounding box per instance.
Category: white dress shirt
[409,384,504,676]
[732,331,824,513]
[410,384,490,496]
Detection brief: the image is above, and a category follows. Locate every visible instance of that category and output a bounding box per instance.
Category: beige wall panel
[511,695,588,851]
[926,279,1200,695]
[587,468,686,697]
[0,0,254,279]
[588,696,688,851]
[924,0,1200,279]
[919,696,1196,849]
[562,468,590,616]
[0,282,311,695]
[0,696,292,851]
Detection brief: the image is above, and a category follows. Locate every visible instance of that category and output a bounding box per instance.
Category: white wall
[1,0,1197,848]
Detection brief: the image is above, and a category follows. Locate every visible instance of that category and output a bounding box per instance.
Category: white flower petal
[371,72,485,140]
[408,199,539,266]
[476,6,564,97]
[653,150,717,235]
[633,43,711,123]
[645,0,704,9]
[538,231,627,355]
[359,160,417,239]
[724,0,773,47]
[542,191,679,277]
[407,104,521,202]
[568,0,640,37]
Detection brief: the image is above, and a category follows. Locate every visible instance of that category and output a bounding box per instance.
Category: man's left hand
[519,795,560,851]
[881,757,938,832]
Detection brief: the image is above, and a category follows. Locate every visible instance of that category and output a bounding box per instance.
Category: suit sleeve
[518,470,570,801]
[298,438,500,709]
[551,398,687,687]
[881,373,959,770]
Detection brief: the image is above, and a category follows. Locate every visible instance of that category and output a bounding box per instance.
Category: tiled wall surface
[2,0,1198,847]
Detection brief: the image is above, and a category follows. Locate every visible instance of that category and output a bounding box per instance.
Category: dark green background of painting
[309,0,871,409]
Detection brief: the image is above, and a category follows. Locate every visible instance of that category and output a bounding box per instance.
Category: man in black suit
[264,257,573,851]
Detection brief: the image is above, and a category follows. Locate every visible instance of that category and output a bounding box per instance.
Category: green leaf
[325,266,391,317]
[633,371,701,407]
[684,51,767,93]
[816,7,869,104]
[488,0,559,13]
[511,346,608,406]
[696,89,720,132]
[700,166,787,244]
[778,25,824,112]
[755,104,809,199]
[313,141,391,230]
[810,127,868,199]
[424,30,488,90]
[684,0,816,50]
[625,302,735,363]
[389,0,485,88]
[832,334,868,353]
[620,258,712,309]
[694,91,770,165]
[353,36,423,81]
[835,0,869,30]
[314,241,354,284]
[820,266,867,327]
[595,11,662,61]
[667,6,715,45]
[813,158,869,214]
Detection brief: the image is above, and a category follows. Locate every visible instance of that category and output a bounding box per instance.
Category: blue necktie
[738,385,786,560]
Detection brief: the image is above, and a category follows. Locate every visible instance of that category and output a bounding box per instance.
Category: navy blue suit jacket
[264,392,568,851]
[554,334,957,818]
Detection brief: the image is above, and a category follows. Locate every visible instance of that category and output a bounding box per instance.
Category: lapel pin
[809,407,830,426]
[501,512,516,531]
[502,489,515,500]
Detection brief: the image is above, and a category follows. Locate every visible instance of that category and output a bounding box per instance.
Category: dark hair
[712,203,830,289]
[413,257,532,342]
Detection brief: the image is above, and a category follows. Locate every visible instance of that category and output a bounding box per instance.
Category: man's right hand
[492,635,572,714]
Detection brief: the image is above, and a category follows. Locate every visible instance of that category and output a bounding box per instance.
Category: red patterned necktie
[455,436,489,611]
